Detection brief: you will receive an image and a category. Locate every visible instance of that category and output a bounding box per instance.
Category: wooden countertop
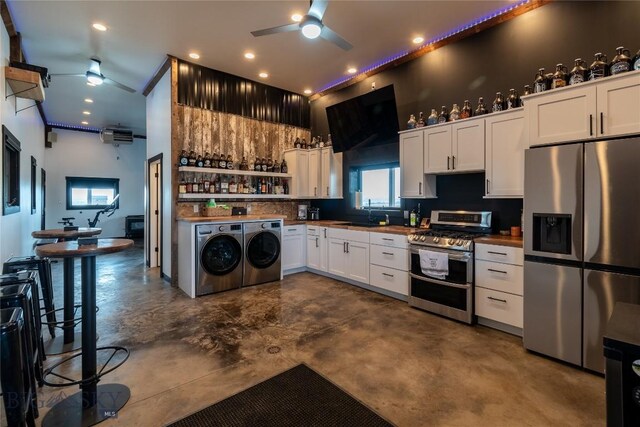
[177,215,286,223]
[32,227,102,239]
[35,238,134,258]
[284,220,417,236]
[475,235,523,248]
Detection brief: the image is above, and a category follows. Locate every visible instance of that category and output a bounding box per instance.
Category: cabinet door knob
[486,179,490,194]
[447,156,450,170]
[316,237,319,248]
[418,182,422,195]
[589,114,593,136]
[452,155,456,170]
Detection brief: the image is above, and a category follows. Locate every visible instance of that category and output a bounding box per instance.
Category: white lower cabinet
[474,243,524,335]
[346,241,369,284]
[306,226,328,271]
[282,225,306,273]
[370,264,408,296]
[327,238,349,278]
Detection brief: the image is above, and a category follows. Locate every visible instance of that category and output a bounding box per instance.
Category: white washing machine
[243,221,282,287]
[196,223,243,295]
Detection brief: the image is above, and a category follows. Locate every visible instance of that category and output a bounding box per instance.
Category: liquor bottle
[196,155,204,168]
[179,150,189,167]
[283,180,289,195]
[267,158,274,172]
[218,154,226,169]
[261,178,267,194]
[507,89,520,109]
[475,97,488,115]
[294,137,302,149]
[533,68,547,93]
[551,64,568,89]
[407,114,417,130]
[437,106,449,123]
[460,100,473,119]
[185,177,192,193]
[492,92,505,113]
[523,85,532,96]
[427,109,438,126]
[450,104,461,121]
[198,176,204,193]
[416,203,422,227]
[261,158,268,172]
[203,152,211,168]
[326,134,332,147]
[281,159,288,174]
[207,175,214,193]
[610,46,632,75]
[226,154,234,170]
[212,152,220,168]
[254,158,262,172]
[188,150,197,166]
[229,177,237,194]
[240,157,248,171]
[267,178,273,194]
[310,137,317,149]
[319,136,324,148]
[301,139,308,149]
[214,175,221,193]
[634,48,640,70]
[237,178,244,194]
[178,178,187,194]
[589,53,608,80]
[410,208,416,227]
[243,178,249,194]
[256,178,262,194]
[273,159,281,173]
[416,112,426,128]
[220,176,229,194]
[192,176,199,193]
[569,59,588,85]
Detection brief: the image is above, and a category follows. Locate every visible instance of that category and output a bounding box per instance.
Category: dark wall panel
[309,1,640,231]
[178,60,310,129]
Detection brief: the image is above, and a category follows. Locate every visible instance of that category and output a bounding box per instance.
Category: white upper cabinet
[452,118,485,172]
[308,149,321,198]
[284,148,342,199]
[424,126,452,174]
[525,70,640,146]
[485,110,527,198]
[400,130,428,197]
[320,147,343,199]
[284,149,310,197]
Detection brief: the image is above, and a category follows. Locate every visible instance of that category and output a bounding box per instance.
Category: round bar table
[36,238,133,427]
[32,228,101,354]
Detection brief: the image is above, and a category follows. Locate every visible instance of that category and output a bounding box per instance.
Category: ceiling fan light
[301,21,322,39]
[86,71,104,85]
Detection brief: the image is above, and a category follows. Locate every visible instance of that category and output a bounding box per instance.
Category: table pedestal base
[41,383,130,427]
[43,331,83,354]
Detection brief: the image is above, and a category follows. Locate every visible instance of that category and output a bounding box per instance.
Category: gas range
[408,210,492,252]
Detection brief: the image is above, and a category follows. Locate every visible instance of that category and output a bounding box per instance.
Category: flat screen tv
[326,85,399,153]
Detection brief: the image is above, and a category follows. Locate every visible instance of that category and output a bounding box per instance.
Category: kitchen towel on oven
[419,249,449,279]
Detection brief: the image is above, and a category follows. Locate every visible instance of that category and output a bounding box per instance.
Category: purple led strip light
[47,122,102,133]
[316,0,531,94]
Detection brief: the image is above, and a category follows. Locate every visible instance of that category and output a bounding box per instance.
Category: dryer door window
[247,232,280,269]
[201,235,242,276]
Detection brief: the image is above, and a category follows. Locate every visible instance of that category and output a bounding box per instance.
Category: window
[66,177,119,210]
[3,125,21,216]
[355,164,400,209]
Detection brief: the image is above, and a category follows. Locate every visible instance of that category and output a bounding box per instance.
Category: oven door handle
[409,273,471,289]
[410,248,471,262]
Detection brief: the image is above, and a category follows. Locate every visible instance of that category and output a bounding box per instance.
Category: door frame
[40,168,46,230]
[147,153,163,274]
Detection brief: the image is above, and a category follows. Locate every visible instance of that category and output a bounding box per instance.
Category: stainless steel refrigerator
[523,136,640,374]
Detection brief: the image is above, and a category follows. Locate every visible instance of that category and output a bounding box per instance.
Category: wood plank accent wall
[175,104,311,166]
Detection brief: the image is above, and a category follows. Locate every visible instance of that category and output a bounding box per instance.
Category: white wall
[44,129,146,237]
[0,23,46,262]
[146,69,172,277]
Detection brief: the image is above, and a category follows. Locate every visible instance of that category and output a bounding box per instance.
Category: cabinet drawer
[306,226,320,236]
[475,260,523,296]
[284,224,305,236]
[475,243,523,265]
[327,227,369,244]
[370,244,408,271]
[475,287,523,328]
[370,265,408,296]
[369,232,408,249]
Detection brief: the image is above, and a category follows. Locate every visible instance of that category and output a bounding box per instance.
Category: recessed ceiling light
[81,121,89,125]
[291,13,303,22]
[412,36,424,44]
[92,23,107,31]
[84,98,93,103]
[189,52,200,59]
[87,82,96,87]
[347,67,357,74]
[83,111,91,115]
[303,89,312,95]
[259,72,269,78]
[244,52,255,60]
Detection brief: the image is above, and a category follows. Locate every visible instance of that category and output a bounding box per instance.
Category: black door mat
[167,364,394,427]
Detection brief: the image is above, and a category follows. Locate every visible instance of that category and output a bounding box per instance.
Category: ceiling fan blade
[50,73,85,77]
[308,0,329,20]
[104,78,136,93]
[251,23,300,37]
[320,26,353,51]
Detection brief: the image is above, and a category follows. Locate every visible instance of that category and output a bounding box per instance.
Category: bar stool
[3,256,57,337]
[1,283,44,388]
[1,307,38,427]
[0,272,45,362]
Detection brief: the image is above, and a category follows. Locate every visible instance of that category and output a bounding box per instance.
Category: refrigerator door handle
[600,112,604,135]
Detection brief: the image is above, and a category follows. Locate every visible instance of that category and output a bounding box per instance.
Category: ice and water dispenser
[532,214,572,255]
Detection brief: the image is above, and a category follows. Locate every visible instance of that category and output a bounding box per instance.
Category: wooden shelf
[5,67,45,102]
[178,166,291,178]
[178,193,292,200]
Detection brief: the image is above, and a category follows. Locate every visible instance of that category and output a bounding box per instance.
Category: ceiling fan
[251,0,352,51]
[50,58,136,93]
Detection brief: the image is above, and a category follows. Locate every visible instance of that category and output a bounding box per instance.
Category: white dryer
[243,221,282,287]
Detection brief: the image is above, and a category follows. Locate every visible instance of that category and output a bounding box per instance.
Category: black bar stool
[3,256,57,337]
[1,282,44,388]
[1,307,38,427]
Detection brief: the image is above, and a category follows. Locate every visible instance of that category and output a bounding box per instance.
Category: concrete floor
[35,243,605,426]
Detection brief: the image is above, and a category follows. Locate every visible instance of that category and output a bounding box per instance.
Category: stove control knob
[456,239,463,246]
[447,238,455,245]
[408,235,414,241]
[420,236,426,242]
[433,237,440,243]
